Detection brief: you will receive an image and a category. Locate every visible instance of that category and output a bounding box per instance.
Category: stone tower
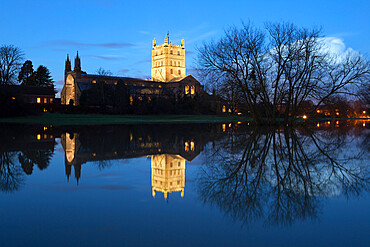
[65,54,71,74]
[151,35,185,82]
[74,51,81,72]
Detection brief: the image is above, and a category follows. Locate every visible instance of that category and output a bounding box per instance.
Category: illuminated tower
[151,35,185,82]
[151,154,186,199]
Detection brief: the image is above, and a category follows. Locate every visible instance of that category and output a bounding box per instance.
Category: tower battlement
[151,35,185,82]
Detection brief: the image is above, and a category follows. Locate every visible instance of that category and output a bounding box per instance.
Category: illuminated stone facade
[61,36,204,106]
[151,154,186,199]
[151,36,185,82]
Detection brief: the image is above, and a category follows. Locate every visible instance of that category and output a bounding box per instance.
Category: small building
[0,84,55,105]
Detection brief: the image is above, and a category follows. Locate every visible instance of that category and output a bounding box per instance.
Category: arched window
[170,69,173,74]
[191,85,195,94]
[178,70,181,75]
[178,61,180,66]
[170,50,173,54]
[178,51,180,55]
[185,85,189,94]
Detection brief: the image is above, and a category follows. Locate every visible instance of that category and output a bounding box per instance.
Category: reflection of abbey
[61,36,204,106]
[59,124,211,198]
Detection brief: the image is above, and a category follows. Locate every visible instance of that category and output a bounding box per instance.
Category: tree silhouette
[0,45,24,85]
[18,60,36,85]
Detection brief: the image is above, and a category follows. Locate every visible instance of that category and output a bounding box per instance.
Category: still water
[0,121,369,247]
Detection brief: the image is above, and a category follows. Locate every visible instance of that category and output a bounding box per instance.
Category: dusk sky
[1,0,369,94]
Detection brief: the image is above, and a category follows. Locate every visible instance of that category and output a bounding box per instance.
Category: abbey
[61,36,204,106]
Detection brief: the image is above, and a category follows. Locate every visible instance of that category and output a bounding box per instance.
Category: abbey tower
[151,35,186,82]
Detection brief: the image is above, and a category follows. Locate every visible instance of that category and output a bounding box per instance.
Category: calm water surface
[0,121,369,247]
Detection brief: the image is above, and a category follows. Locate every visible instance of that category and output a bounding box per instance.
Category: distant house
[0,85,55,105]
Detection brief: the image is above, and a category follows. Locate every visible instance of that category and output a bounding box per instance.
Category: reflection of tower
[61,132,81,183]
[151,154,186,200]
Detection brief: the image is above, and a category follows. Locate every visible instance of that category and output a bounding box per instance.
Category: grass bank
[0,114,249,126]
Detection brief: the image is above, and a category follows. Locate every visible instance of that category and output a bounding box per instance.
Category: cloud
[46,41,135,48]
[86,55,125,60]
[319,37,358,61]
[134,59,151,65]
[119,69,130,74]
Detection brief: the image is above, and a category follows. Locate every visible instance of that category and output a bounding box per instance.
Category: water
[0,121,369,247]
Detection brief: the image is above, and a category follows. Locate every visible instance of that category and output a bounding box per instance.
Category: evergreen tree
[34,65,54,88]
[18,60,35,85]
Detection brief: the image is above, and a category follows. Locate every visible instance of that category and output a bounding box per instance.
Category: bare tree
[0,45,24,85]
[96,67,113,76]
[197,22,370,125]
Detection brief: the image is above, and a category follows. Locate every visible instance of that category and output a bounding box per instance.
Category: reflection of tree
[198,126,369,227]
[18,150,54,174]
[0,152,24,192]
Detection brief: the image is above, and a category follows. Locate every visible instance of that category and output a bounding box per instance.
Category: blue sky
[1,0,369,94]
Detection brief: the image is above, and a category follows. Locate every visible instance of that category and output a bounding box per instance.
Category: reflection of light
[363,123,366,127]
[317,123,320,127]
[317,110,321,113]
[92,153,96,157]
[237,112,242,115]
[37,134,41,140]
[363,111,366,114]
[237,121,242,124]
[303,115,307,119]
[129,133,133,141]
[327,121,331,125]
[336,112,339,116]
[44,127,47,131]
[222,124,226,132]
[228,123,232,127]
[44,134,47,139]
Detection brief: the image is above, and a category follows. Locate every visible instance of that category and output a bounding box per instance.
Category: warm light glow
[190,141,195,151]
[114,82,117,85]
[222,124,226,132]
[327,121,331,125]
[92,80,96,83]
[363,123,366,127]
[129,96,133,105]
[12,97,15,100]
[336,112,339,116]
[37,134,41,140]
[44,127,47,131]
[229,123,232,127]
[190,85,195,95]
[317,110,321,113]
[185,85,190,94]
[92,153,96,157]
[237,122,242,124]
[37,98,41,103]
[303,115,307,119]
[363,111,366,114]
[44,98,47,103]
[50,98,53,103]
[222,105,226,113]
[237,112,242,115]
[184,142,189,152]
[317,123,320,127]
